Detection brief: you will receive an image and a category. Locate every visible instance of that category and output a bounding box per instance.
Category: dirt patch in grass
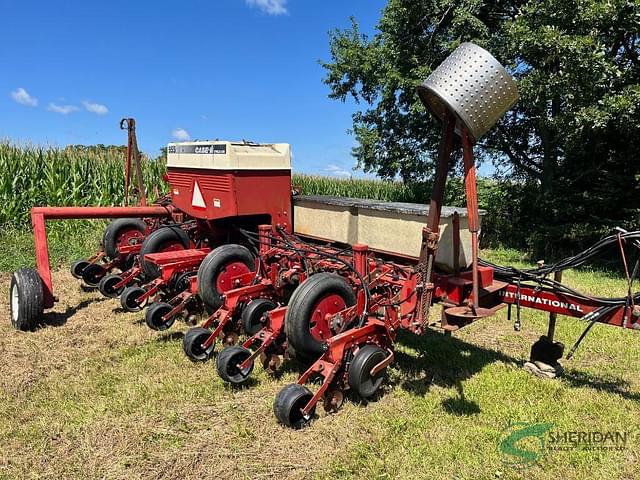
[0,269,639,479]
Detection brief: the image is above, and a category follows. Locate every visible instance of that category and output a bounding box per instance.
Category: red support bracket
[238,306,287,371]
[31,205,171,308]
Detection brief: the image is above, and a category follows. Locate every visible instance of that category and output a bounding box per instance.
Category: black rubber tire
[120,286,147,312]
[81,263,107,287]
[139,226,190,279]
[145,302,175,331]
[347,345,388,400]
[70,260,90,279]
[102,218,147,259]
[285,273,356,361]
[98,274,124,298]
[241,298,276,336]
[9,268,44,331]
[183,327,215,362]
[273,384,316,429]
[216,346,254,384]
[197,244,255,311]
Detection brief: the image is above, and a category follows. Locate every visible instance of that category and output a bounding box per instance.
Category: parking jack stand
[524,271,565,378]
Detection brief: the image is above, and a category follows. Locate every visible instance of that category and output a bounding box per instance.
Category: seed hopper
[9,43,639,430]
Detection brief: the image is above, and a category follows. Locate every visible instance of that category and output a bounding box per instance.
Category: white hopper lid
[167,141,291,170]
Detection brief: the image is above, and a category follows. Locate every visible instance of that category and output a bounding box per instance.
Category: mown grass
[0,249,638,479]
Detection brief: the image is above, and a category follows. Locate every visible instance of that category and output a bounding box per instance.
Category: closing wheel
[216,345,254,384]
[285,273,356,361]
[183,327,215,362]
[139,226,190,279]
[348,345,388,399]
[120,286,147,312]
[70,260,90,279]
[273,384,316,429]
[241,298,276,336]
[197,244,255,311]
[81,263,107,287]
[10,268,44,331]
[145,302,175,331]
[98,274,124,298]
[103,218,147,259]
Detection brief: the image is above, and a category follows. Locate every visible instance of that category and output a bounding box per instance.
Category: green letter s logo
[499,422,554,465]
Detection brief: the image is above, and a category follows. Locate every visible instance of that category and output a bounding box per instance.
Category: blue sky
[0,0,389,177]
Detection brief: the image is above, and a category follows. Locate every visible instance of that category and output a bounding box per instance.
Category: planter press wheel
[98,274,124,298]
[81,263,107,287]
[138,226,191,279]
[241,298,277,336]
[183,327,215,362]
[120,286,148,312]
[70,260,90,279]
[216,345,254,384]
[273,384,316,429]
[9,268,44,331]
[284,273,356,362]
[347,344,388,400]
[197,244,256,311]
[145,302,175,331]
[102,218,147,259]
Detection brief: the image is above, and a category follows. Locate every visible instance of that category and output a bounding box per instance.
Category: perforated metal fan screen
[418,43,518,141]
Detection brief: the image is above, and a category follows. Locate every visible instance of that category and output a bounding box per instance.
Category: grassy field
[0,248,638,479]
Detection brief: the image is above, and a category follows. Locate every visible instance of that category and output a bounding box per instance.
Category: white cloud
[172,128,191,141]
[325,164,351,177]
[246,0,288,15]
[11,87,38,107]
[82,101,108,115]
[47,103,80,114]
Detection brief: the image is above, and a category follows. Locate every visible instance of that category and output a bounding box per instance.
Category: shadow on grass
[39,297,109,328]
[560,370,640,401]
[393,328,640,413]
[223,376,259,390]
[155,331,184,343]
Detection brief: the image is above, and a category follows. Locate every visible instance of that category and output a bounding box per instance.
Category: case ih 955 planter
[9,43,640,429]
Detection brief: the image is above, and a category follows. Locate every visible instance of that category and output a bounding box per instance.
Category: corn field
[0,142,519,249]
[0,142,167,226]
[0,141,480,226]
[292,174,480,207]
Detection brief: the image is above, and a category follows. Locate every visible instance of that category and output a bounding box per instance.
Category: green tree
[323,0,640,251]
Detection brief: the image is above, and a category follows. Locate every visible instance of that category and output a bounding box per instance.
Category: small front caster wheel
[347,345,388,400]
[81,263,106,287]
[120,286,147,312]
[145,302,175,331]
[98,274,124,298]
[183,327,215,362]
[273,384,316,429]
[216,346,254,384]
[10,268,44,331]
[70,260,90,279]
